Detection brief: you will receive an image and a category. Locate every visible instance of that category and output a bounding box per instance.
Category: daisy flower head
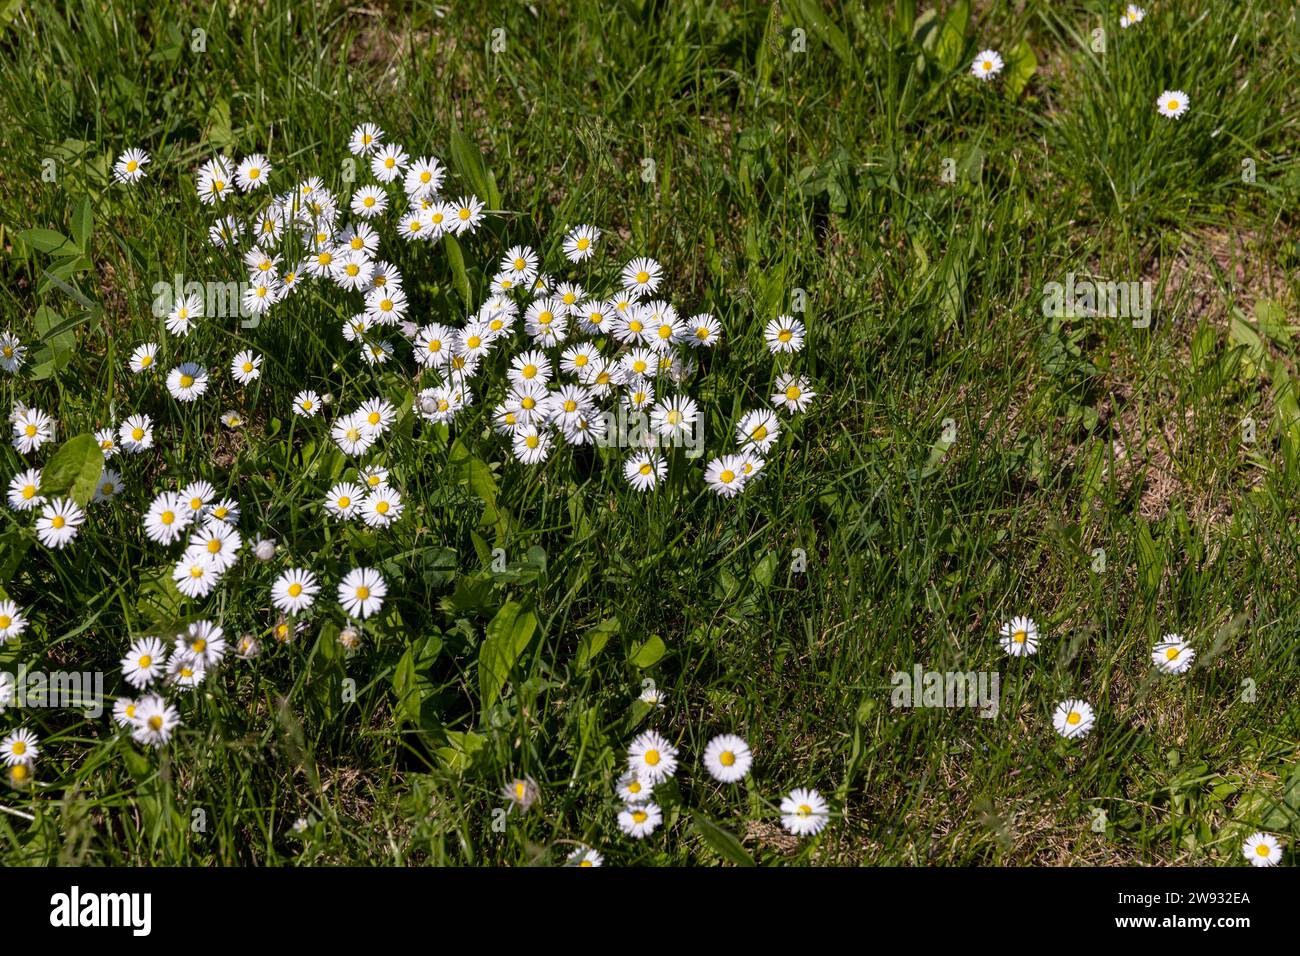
[243,278,283,316]
[359,466,389,492]
[129,342,159,374]
[621,257,662,297]
[736,408,780,453]
[119,414,154,453]
[772,373,815,414]
[704,734,753,783]
[167,652,207,690]
[7,468,44,511]
[971,49,1004,81]
[143,491,191,543]
[36,497,84,548]
[332,412,376,457]
[272,568,320,614]
[404,156,446,200]
[503,777,540,813]
[121,636,167,690]
[166,362,209,402]
[0,331,25,373]
[292,390,323,417]
[1243,832,1283,868]
[627,730,678,784]
[12,406,54,454]
[450,194,485,234]
[650,394,699,440]
[500,245,538,285]
[350,184,389,219]
[617,770,653,803]
[181,480,216,518]
[1052,699,1095,740]
[196,155,234,204]
[0,600,27,644]
[0,728,38,767]
[172,553,221,599]
[512,424,554,465]
[566,847,603,867]
[175,619,226,669]
[95,428,119,459]
[1152,633,1196,675]
[686,312,721,347]
[371,143,410,184]
[999,615,1039,657]
[704,454,748,498]
[365,286,407,325]
[133,694,181,747]
[349,123,384,156]
[360,487,403,528]
[1157,90,1190,120]
[325,481,366,520]
[780,788,830,836]
[112,696,138,729]
[231,350,262,385]
[508,349,552,388]
[165,293,204,337]
[563,224,601,262]
[235,153,272,191]
[93,468,123,503]
[1120,5,1145,28]
[617,802,663,839]
[205,497,240,524]
[113,148,150,184]
[764,315,805,354]
[185,520,241,573]
[623,450,666,492]
[338,567,387,620]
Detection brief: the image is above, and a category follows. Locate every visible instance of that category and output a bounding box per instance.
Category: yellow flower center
[632,810,647,824]
[140,355,153,367]
[576,238,589,250]
[139,655,152,668]
[288,583,303,597]
[1166,647,1180,660]
[752,425,767,441]
[51,515,65,528]
[11,741,25,755]
[644,750,660,766]
[207,540,222,554]
[160,511,174,525]
[636,270,649,284]
[179,374,194,388]
[778,329,793,342]
[1067,712,1081,725]
[375,500,389,514]
[355,586,370,600]
[126,160,138,172]
[132,427,145,441]
[639,463,652,476]
[720,470,735,483]
[1013,630,1027,644]
[148,715,163,731]
[525,435,539,449]
[720,751,735,766]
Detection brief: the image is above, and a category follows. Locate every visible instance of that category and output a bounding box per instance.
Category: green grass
[0,0,1298,866]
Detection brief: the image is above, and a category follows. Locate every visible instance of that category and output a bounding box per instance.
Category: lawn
[0,0,1297,866]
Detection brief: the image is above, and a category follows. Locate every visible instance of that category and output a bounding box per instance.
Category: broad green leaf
[629,634,666,669]
[786,0,855,68]
[18,228,77,257]
[444,233,473,307]
[72,195,92,251]
[449,128,500,210]
[576,618,620,670]
[692,813,756,866]
[478,600,538,712]
[1003,40,1038,100]
[39,433,103,506]
[934,0,969,71]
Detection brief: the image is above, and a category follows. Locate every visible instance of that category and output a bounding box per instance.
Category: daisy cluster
[970,7,1189,122]
[0,604,40,788]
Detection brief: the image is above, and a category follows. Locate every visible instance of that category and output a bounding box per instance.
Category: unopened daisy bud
[252,537,277,561]
[337,627,362,652]
[236,634,260,659]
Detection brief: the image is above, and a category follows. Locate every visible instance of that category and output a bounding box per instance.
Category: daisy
[243,278,282,316]
[95,428,119,458]
[579,300,613,334]
[208,215,243,248]
[627,730,678,784]
[1157,90,1190,119]
[174,619,226,669]
[119,414,154,453]
[340,221,381,256]
[205,497,240,524]
[1119,5,1145,29]
[547,384,594,431]
[167,653,207,690]
[231,350,262,384]
[129,342,159,374]
[509,349,552,388]
[404,156,446,200]
[325,481,366,520]
[165,293,204,337]
[166,362,209,402]
[1243,832,1283,868]
[780,788,830,836]
[172,554,221,599]
[614,310,651,348]
[0,728,38,767]
[456,322,495,362]
[704,455,748,498]
[132,694,181,747]
[0,600,27,644]
[565,847,603,867]
[235,153,272,191]
[525,297,568,345]
[415,385,462,425]
[971,49,1004,81]
[338,567,387,620]
[360,487,403,528]
[7,468,44,511]
[563,224,600,262]
[772,373,815,413]
[12,407,54,454]
[143,492,192,544]
[999,616,1040,657]
[93,468,123,502]
[121,636,167,689]
[764,315,805,353]
[1052,699,1095,739]
[181,480,216,518]
[272,568,320,614]
[449,194,485,234]
[36,497,84,548]
[112,697,139,729]
[112,148,150,184]
[414,322,454,368]
[617,802,663,839]
[686,313,721,347]
[736,409,780,453]
[196,156,234,204]
[616,770,653,803]
[698,734,752,783]
[357,398,396,434]
[512,424,553,465]
[500,245,538,285]
[292,390,323,417]
[622,381,655,412]
[332,414,375,457]
[1152,633,1196,675]
[244,247,282,279]
[503,777,540,813]
[0,331,25,373]
[650,395,699,440]
[350,184,389,219]
[186,521,241,573]
[621,257,662,297]
[623,450,665,491]
[349,123,384,156]
[360,339,395,366]
[365,286,407,325]
[562,414,607,447]
[359,466,389,491]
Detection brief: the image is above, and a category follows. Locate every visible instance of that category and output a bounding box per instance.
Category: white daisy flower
[338,567,387,620]
[971,49,1004,81]
[1119,5,1145,29]
[7,468,44,512]
[166,362,209,402]
[143,492,191,544]
[999,616,1040,657]
[112,148,150,184]
[1052,699,1095,739]
[780,788,830,836]
[616,770,653,804]
[1152,633,1196,674]
[704,455,748,498]
[12,407,54,454]
[132,694,181,747]
[0,331,26,373]
[512,424,554,465]
[350,185,388,219]
[36,498,84,548]
[565,847,603,867]
[325,481,366,520]
[623,450,666,491]
[121,636,167,690]
[360,487,403,528]
[119,414,154,453]
[0,600,27,644]
[703,734,753,783]
[292,390,323,418]
[772,373,815,413]
[1157,90,1190,119]
[129,342,159,374]
[764,315,805,353]
[231,350,262,384]
[172,553,222,599]
[617,802,663,839]
[272,568,320,614]
[1243,832,1283,867]
[349,123,384,156]
[621,257,662,297]
[563,224,601,262]
[736,408,780,453]
[627,730,678,784]
[235,153,272,191]
[0,728,39,767]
